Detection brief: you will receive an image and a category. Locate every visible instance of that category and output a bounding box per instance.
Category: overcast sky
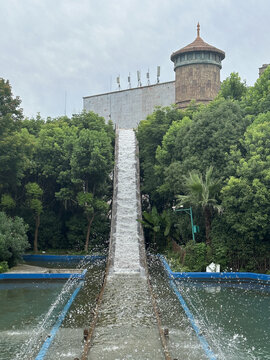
[0,0,269,119]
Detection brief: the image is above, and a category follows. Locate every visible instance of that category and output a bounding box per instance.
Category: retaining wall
[83,81,175,129]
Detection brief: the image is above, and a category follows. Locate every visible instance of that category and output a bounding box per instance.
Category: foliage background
[0,78,115,263]
[137,69,270,273]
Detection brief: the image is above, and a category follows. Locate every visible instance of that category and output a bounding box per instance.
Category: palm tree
[176,166,222,246]
[139,206,172,250]
[140,206,162,250]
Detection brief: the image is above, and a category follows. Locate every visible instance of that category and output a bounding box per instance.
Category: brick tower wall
[175,63,221,108]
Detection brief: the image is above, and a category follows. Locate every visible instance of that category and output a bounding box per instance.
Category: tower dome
[171,24,225,108]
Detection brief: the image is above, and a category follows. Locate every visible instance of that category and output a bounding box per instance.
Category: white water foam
[112,129,141,274]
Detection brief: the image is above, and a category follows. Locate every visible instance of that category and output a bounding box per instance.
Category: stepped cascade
[112,129,141,274]
[85,129,164,359]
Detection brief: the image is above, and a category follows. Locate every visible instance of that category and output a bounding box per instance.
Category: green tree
[222,112,270,233]
[25,182,43,253]
[55,112,114,251]
[212,111,270,271]
[1,194,15,215]
[0,78,23,136]
[243,65,270,116]
[70,128,113,192]
[140,206,163,250]
[0,129,36,193]
[34,120,78,212]
[77,192,108,252]
[140,207,173,250]
[0,80,36,195]
[137,106,183,205]
[180,98,249,180]
[218,72,247,101]
[69,128,113,252]
[0,212,29,267]
[176,167,222,245]
[155,116,192,203]
[21,114,45,136]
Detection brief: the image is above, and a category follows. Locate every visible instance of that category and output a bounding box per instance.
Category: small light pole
[172,205,196,242]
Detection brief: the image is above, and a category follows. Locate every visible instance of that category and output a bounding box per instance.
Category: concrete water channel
[0,129,269,359]
[82,129,166,359]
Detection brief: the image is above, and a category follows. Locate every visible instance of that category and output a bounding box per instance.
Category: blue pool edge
[158,255,270,283]
[0,269,87,280]
[0,254,106,280]
[22,254,106,262]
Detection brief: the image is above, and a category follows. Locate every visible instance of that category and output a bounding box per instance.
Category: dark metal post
[174,207,195,242]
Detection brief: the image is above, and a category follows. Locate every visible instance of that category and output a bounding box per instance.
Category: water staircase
[82,129,168,359]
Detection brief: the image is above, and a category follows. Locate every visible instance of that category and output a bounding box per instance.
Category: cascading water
[86,129,164,359]
[112,129,141,274]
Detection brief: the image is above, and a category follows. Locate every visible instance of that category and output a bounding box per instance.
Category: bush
[0,261,8,273]
[0,212,29,267]
[164,240,208,272]
[184,241,208,271]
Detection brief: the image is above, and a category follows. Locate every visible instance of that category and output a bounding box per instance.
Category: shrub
[0,212,29,267]
[183,241,208,272]
[0,261,8,273]
[164,240,208,272]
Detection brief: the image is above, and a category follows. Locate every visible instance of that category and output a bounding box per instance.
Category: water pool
[0,281,66,360]
[0,260,105,360]
[149,257,270,360]
[176,280,270,360]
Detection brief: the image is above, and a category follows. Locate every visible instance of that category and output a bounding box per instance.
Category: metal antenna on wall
[128,73,131,89]
[64,91,67,116]
[157,66,160,83]
[109,76,112,120]
[137,70,142,87]
[146,69,150,86]
[116,75,121,90]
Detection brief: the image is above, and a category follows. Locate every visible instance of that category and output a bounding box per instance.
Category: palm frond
[175,166,221,213]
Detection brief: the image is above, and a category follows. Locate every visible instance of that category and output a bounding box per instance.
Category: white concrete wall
[83,81,175,129]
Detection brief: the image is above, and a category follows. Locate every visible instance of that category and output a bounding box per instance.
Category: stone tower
[259,64,269,77]
[171,24,225,108]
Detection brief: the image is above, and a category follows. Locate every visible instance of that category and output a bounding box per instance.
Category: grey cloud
[0,0,269,118]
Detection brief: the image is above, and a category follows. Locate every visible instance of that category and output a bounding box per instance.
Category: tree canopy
[0,78,115,260]
[137,71,270,272]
